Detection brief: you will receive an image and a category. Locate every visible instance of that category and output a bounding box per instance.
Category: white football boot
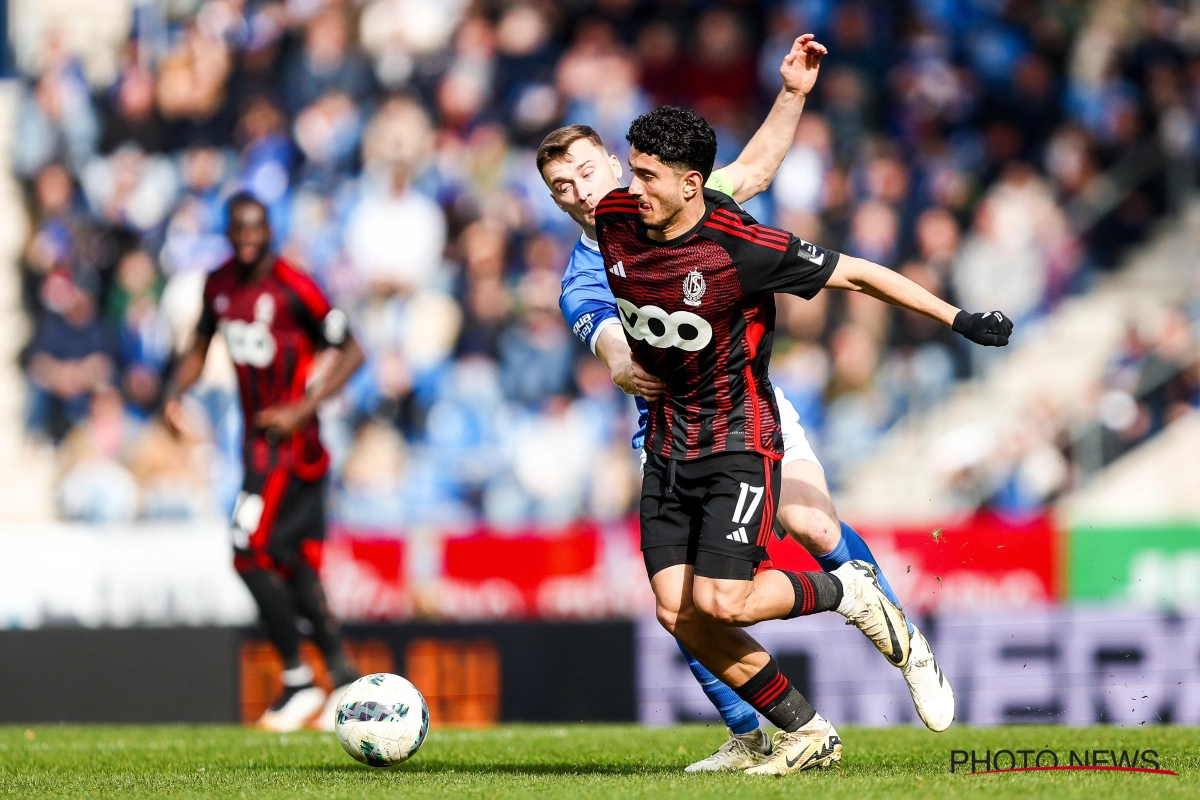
[684,728,771,772]
[743,716,842,776]
[310,682,355,731]
[902,625,955,731]
[258,666,326,732]
[832,560,911,668]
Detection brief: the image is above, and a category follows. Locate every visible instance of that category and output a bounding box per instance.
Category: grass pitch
[1,724,1197,799]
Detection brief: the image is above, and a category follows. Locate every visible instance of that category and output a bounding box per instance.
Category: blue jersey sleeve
[559,234,648,450]
[559,235,619,353]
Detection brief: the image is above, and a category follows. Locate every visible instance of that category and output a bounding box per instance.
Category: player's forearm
[594,322,632,373]
[728,89,807,204]
[304,336,364,411]
[826,255,959,327]
[164,339,210,399]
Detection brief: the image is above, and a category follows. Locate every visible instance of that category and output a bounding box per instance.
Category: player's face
[627,148,688,231]
[542,138,623,229]
[227,202,271,267]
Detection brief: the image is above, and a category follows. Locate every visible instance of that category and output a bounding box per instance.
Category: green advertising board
[1069,522,1200,605]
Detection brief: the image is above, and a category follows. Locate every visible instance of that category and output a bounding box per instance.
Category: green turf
[0,724,1196,799]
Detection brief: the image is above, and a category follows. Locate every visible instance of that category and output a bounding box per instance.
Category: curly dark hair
[626,107,717,181]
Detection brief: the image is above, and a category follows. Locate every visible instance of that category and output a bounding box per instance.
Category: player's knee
[655,599,681,634]
[693,587,753,626]
[657,596,707,637]
[777,503,840,555]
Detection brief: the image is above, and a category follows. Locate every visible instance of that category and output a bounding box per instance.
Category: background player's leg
[238,561,327,731]
[238,564,304,672]
[817,521,904,609]
[778,459,909,627]
[246,474,330,731]
[676,639,759,734]
[273,478,362,729]
[289,562,356,684]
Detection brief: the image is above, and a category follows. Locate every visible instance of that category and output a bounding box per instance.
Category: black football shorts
[230,466,326,575]
[640,451,781,581]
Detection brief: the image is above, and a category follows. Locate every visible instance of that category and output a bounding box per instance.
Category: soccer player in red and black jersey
[595,108,1013,775]
[164,193,365,732]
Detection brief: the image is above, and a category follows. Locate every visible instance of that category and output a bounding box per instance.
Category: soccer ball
[334,673,430,767]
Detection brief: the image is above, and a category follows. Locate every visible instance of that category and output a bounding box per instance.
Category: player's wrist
[163,381,184,406]
[299,395,321,418]
[608,358,632,382]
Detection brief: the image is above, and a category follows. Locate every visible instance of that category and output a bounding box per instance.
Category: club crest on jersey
[254,293,275,324]
[683,270,706,306]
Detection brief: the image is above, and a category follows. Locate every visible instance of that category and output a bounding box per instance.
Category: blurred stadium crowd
[12,0,1200,526]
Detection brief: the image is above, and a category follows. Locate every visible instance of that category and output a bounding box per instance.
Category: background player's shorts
[640,451,781,581]
[230,468,326,575]
[776,387,821,469]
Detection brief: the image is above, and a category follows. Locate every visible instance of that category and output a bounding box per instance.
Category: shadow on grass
[292,761,706,778]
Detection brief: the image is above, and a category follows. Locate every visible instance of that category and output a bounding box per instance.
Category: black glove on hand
[953,309,1013,346]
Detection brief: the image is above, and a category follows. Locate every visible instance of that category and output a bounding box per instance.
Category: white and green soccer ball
[334,673,430,767]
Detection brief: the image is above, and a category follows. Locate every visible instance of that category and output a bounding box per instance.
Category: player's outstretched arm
[826,255,1013,346]
[717,34,827,204]
[162,332,212,436]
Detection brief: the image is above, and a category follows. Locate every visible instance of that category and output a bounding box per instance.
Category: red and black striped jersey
[595,187,839,461]
[197,258,349,479]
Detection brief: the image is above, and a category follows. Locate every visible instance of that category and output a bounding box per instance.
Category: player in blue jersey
[541,36,954,771]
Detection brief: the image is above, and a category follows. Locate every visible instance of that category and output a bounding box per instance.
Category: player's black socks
[782,571,843,619]
[732,657,816,732]
[290,564,357,683]
[239,567,303,669]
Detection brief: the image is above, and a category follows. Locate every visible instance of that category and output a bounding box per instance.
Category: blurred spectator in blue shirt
[25,278,117,442]
[282,7,376,117]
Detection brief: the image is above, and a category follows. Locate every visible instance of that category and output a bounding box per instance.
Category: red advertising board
[321,535,409,621]
[442,524,599,601]
[437,521,652,618]
[322,521,652,620]
[766,512,1062,610]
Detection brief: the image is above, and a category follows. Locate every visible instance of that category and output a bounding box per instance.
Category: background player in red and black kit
[595,108,1013,775]
[164,193,365,732]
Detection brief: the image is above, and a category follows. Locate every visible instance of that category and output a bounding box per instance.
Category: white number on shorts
[732,482,765,525]
[230,491,264,549]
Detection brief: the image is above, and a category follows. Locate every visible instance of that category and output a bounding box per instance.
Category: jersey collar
[579,232,600,252]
